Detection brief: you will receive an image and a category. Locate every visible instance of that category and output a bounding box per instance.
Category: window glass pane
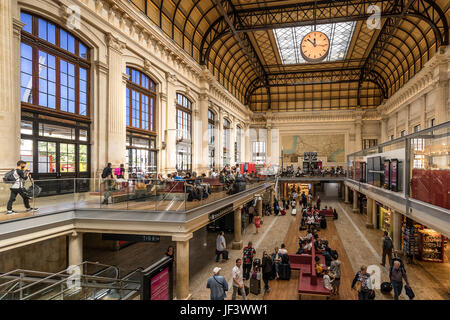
[60,143,76,172]
[132,137,150,148]
[20,12,33,33]
[67,34,75,53]
[38,18,47,41]
[79,67,88,116]
[39,123,75,140]
[79,43,87,59]
[60,59,76,113]
[48,23,56,45]
[38,51,57,109]
[20,139,33,172]
[21,120,33,135]
[38,141,56,173]
[20,43,33,104]
[60,29,68,51]
[79,129,88,141]
[79,144,88,172]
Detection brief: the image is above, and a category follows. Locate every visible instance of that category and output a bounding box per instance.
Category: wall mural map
[281,134,345,163]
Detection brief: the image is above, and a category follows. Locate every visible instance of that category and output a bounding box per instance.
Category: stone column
[372,199,377,227]
[352,189,359,213]
[105,34,126,167]
[229,118,236,166]
[434,60,449,124]
[266,126,272,163]
[380,116,388,143]
[344,185,350,203]
[419,96,426,129]
[173,233,193,300]
[366,197,374,228]
[165,73,177,174]
[197,94,209,173]
[392,210,402,251]
[404,104,410,134]
[68,232,83,267]
[355,118,362,152]
[0,3,22,174]
[310,183,315,198]
[232,207,243,249]
[217,108,224,168]
[244,124,251,162]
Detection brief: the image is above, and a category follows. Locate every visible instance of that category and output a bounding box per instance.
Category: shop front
[402,217,447,263]
[376,203,393,237]
[282,182,311,200]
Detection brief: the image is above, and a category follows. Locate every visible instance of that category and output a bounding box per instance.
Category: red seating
[288,254,312,274]
[161,181,185,193]
[202,177,223,187]
[320,209,334,217]
[297,238,330,298]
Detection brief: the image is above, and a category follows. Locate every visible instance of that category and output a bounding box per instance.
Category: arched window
[223,118,231,166]
[125,67,157,175]
[125,67,156,132]
[208,110,216,169]
[19,12,91,186]
[176,93,192,171]
[20,12,89,116]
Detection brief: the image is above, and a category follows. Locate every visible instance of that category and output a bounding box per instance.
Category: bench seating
[202,177,223,188]
[320,209,334,218]
[297,239,330,299]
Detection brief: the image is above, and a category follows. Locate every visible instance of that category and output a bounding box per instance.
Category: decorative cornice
[12,18,25,37]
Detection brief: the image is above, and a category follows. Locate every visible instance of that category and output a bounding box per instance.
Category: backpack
[383,236,393,250]
[281,254,289,264]
[114,167,121,176]
[3,170,16,183]
[101,167,109,179]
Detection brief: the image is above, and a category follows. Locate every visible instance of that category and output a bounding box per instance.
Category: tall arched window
[223,118,231,166]
[19,12,90,189]
[208,110,216,169]
[176,93,192,171]
[125,67,157,175]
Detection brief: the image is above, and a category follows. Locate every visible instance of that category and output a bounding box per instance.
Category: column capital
[12,18,25,38]
[172,233,193,242]
[106,33,126,53]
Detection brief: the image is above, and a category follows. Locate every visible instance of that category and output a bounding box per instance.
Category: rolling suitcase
[250,276,261,295]
[278,264,291,280]
[380,282,393,293]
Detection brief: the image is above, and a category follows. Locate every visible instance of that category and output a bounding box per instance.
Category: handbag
[368,289,376,300]
[354,280,362,292]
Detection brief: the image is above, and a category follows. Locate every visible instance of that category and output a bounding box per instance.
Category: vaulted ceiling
[128,0,449,112]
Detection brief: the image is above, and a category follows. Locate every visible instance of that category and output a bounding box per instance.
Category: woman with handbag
[351,265,373,300]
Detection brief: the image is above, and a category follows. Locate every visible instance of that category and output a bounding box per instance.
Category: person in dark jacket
[390,260,409,300]
[102,163,112,179]
[261,251,273,292]
[6,160,36,214]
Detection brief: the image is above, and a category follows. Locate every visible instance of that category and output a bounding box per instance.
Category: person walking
[329,253,341,296]
[102,173,116,204]
[390,260,409,300]
[254,215,261,234]
[101,162,113,179]
[261,251,273,293]
[231,258,246,300]
[206,267,229,300]
[316,195,321,210]
[351,265,373,300]
[301,191,307,208]
[248,205,255,224]
[381,231,394,267]
[242,241,256,280]
[216,231,228,262]
[5,160,37,214]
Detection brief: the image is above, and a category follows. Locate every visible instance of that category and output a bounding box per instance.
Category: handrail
[0,281,20,300]
[156,180,184,207]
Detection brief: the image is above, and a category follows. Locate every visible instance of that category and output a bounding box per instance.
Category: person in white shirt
[278,243,288,256]
[323,269,334,291]
[216,231,228,262]
[231,258,246,300]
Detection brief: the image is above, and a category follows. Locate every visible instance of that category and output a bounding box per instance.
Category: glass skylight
[273,21,356,64]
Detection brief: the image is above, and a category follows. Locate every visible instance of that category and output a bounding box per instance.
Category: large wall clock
[300,31,330,63]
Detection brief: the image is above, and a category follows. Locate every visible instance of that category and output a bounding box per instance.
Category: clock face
[300,31,330,62]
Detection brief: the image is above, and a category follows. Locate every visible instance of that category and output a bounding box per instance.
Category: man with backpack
[381,231,394,267]
[4,160,38,214]
[101,163,113,179]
